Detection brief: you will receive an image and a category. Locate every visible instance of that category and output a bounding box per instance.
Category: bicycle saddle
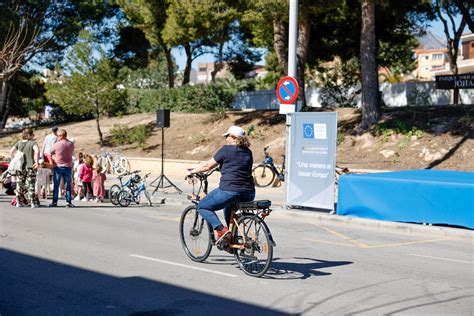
[236,200,271,210]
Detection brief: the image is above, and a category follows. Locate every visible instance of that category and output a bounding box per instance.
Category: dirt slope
[0,107,472,171]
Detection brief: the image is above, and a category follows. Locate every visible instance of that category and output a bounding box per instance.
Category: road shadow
[425,131,471,169]
[204,255,352,280]
[264,257,353,280]
[0,249,290,315]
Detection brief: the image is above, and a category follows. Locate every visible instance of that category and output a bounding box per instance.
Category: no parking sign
[276,76,298,114]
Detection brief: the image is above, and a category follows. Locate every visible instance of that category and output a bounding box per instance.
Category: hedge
[127,83,235,113]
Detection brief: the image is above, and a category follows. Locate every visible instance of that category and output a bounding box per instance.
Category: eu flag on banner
[303,123,314,139]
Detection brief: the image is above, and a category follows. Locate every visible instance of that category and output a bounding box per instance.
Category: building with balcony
[414,32,449,80]
[417,32,474,79]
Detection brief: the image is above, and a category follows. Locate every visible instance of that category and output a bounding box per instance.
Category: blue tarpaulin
[337,170,474,229]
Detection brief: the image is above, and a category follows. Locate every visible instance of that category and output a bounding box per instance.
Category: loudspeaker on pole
[156,109,170,128]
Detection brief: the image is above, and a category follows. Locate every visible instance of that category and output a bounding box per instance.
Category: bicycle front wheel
[109,184,121,205]
[232,215,273,277]
[179,205,212,262]
[253,164,275,187]
[118,190,132,207]
[115,157,130,175]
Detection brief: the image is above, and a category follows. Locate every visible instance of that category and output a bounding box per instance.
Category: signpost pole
[288,0,298,78]
[285,0,298,207]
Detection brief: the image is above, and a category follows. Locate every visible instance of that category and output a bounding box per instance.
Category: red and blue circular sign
[276,76,299,104]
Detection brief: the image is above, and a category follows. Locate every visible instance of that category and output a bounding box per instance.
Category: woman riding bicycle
[187,125,255,247]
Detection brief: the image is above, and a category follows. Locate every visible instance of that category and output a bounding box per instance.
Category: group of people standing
[9,127,106,208]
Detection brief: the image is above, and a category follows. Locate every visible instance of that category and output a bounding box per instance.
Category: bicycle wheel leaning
[109,184,121,205]
[252,164,275,187]
[98,156,109,174]
[114,157,130,175]
[179,205,212,262]
[118,190,132,207]
[232,214,273,277]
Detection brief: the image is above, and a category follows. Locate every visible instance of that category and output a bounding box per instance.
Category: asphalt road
[1,195,473,315]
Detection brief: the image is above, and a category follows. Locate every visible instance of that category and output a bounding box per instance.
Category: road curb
[272,206,473,240]
[155,195,473,240]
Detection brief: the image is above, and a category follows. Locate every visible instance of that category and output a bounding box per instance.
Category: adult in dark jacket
[188,126,255,246]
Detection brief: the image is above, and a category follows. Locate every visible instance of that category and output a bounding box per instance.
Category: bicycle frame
[262,147,285,181]
[124,173,151,202]
[187,169,275,250]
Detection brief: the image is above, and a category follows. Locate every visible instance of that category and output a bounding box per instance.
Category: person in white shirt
[42,126,58,167]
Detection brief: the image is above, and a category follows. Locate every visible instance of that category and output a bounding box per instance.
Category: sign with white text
[287,112,337,210]
[435,74,474,89]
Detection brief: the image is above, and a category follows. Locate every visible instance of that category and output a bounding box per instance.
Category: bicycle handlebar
[186,167,219,182]
[117,170,141,179]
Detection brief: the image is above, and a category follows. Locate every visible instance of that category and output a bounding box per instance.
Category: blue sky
[172,16,466,71]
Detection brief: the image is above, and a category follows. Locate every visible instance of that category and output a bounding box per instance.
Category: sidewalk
[106,171,473,240]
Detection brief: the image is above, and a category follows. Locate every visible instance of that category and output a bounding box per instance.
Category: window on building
[422,55,429,60]
[432,53,443,60]
[432,65,444,70]
[198,67,207,72]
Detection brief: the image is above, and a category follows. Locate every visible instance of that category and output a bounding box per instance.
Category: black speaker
[156,109,170,128]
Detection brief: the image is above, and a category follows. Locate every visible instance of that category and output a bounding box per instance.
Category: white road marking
[409,254,472,264]
[130,254,238,277]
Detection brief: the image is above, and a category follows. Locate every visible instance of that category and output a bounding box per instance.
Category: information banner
[287,112,337,210]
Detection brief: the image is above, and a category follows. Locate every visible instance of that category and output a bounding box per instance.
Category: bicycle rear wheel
[253,164,275,187]
[109,184,121,205]
[98,157,109,174]
[232,215,273,277]
[179,205,212,262]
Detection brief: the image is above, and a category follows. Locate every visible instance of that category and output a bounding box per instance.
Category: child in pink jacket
[93,165,106,203]
[79,155,94,201]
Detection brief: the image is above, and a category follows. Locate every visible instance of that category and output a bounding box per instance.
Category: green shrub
[245,124,256,136]
[372,119,423,146]
[109,124,130,146]
[336,131,345,146]
[109,124,152,148]
[127,83,235,114]
[129,125,151,148]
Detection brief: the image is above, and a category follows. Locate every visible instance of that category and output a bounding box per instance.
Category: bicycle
[252,146,285,187]
[96,151,130,175]
[109,170,141,205]
[179,168,276,277]
[117,173,153,207]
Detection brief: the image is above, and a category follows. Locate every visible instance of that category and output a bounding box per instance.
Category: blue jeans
[197,188,255,230]
[53,167,72,204]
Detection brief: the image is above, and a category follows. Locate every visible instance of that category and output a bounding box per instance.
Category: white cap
[223,126,245,137]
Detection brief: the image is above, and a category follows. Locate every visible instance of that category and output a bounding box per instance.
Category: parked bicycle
[179,168,276,277]
[117,173,153,207]
[109,170,141,205]
[252,146,285,187]
[96,151,130,175]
